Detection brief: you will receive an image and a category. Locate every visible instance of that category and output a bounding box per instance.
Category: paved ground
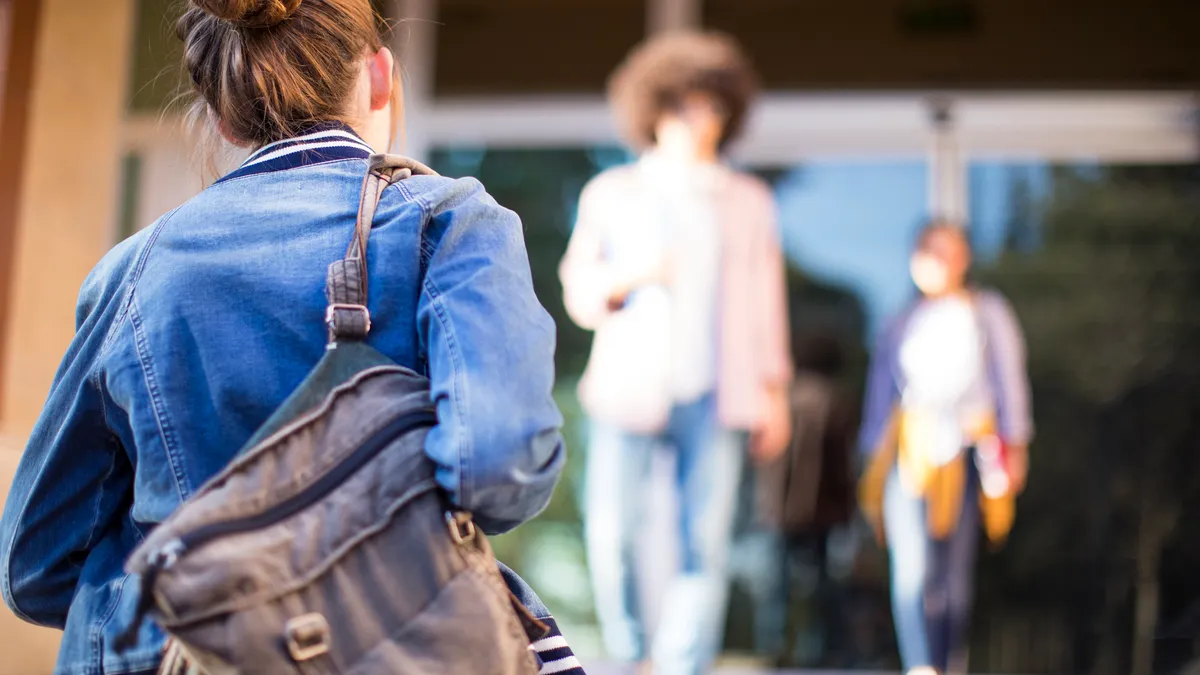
[586,669,896,675]
[584,661,897,675]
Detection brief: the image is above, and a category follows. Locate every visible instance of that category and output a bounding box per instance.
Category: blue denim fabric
[584,393,744,675]
[883,463,981,673]
[499,561,552,621]
[0,129,565,674]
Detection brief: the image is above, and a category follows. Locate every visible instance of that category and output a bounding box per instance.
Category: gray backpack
[116,155,546,674]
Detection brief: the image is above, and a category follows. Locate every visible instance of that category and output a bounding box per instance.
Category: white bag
[577,286,673,434]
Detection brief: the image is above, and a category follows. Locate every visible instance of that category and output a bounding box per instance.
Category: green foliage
[974,164,1200,674]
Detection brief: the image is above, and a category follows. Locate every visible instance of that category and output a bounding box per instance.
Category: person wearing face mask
[559,31,792,675]
[858,221,1034,675]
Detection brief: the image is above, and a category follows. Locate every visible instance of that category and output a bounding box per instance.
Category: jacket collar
[215,121,374,184]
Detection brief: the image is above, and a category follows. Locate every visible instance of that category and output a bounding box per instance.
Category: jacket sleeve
[558,177,618,331]
[981,291,1034,446]
[0,271,131,628]
[417,178,566,535]
[752,185,793,388]
[859,323,900,457]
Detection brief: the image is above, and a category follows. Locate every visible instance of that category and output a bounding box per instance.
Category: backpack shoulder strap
[326,154,437,343]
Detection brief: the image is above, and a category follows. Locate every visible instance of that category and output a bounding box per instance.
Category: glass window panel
[725,161,929,668]
[431,150,935,667]
[767,161,930,338]
[967,160,1200,675]
[428,145,628,658]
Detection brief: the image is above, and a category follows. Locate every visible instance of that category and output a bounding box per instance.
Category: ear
[368,47,395,112]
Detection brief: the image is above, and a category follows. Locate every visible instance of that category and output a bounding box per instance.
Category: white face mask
[911,254,952,296]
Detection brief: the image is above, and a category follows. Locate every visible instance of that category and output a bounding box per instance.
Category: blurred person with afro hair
[560,30,793,675]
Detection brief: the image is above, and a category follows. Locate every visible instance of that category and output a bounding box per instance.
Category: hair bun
[193,0,303,28]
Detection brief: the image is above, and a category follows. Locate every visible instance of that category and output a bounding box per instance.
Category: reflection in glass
[425,150,1200,674]
[430,146,626,658]
[968,162,1200,675]
[767,161,930,337]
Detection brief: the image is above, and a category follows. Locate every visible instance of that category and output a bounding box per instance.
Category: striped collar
[216,122,375,184]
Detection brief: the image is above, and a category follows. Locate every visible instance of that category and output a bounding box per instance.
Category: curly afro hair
[607,30,760,153]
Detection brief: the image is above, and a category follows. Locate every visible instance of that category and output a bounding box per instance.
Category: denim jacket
[0,124,566,674]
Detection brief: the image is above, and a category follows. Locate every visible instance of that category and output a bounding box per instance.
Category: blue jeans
[585,394,745,675]
[884,464,981,673]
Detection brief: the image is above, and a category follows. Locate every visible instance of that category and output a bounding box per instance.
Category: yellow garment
[859,408,1015,545]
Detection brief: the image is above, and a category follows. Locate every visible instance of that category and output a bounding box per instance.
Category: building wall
[0,1,135,672]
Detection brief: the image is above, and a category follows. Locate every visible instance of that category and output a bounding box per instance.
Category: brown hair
[178,0,387,148]
[914,219,971,254]
[607,30,759,152]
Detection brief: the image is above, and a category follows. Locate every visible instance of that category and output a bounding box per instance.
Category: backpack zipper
[116,407,436,650]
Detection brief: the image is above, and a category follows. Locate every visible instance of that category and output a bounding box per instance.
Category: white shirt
[898,295,995,465]
[639,153,723,403]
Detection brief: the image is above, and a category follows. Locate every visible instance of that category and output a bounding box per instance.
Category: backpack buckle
[285,613,332,662]
[326,303,371,341]
[445,511,476,545]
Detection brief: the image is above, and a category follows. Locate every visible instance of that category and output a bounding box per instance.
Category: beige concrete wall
[0,0,134,673]
[1,0,134,432]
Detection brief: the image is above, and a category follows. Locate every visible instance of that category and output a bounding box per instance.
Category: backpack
[115,155,547,674]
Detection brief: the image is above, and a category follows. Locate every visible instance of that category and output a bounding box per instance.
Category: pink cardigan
[559,161,792,431]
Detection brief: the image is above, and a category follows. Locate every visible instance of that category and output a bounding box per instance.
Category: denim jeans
[585,393,744,675]
[883,462,981,674]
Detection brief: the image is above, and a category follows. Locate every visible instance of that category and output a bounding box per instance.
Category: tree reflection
[975,164,1200,675]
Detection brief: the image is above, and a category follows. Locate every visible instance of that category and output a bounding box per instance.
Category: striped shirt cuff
[531,617,585,674]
